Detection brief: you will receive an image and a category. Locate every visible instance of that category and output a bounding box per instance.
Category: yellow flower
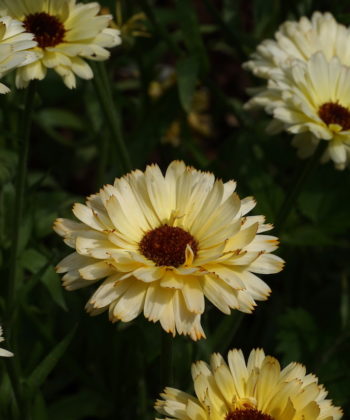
[155,348,343,420]
[0,0,121,89]
[54,161,283,340]
[0,16,38,94]
[244,11,350,79]
[252,52,350,169]
[0,325,13,357]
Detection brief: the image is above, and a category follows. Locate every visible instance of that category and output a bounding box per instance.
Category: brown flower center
[225,408,274,420]
[139,225,198,267]
[318,102,350,130]
[23,12,66,48]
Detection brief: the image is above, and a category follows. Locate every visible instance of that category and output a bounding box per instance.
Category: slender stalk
[7,81,37,318]
[5,360,22,418]
[275,142,327,232]
[92,62,132,173]
[6,81,36,420]
[160,331,173,389]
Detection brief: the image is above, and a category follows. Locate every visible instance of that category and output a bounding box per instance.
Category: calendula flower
[0,325,13,357]
[155,348,343,420]
[54,161,283,340]
[254,52,350,169]
[0,16,38,94]
[244,11,350,79]
[0,0,121,89]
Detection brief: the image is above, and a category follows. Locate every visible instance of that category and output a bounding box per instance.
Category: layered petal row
[54,161,284,340]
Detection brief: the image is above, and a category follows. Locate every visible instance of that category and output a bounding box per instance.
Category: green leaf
[20,248,47,273]
[19,248,67,310]
[31,391,48,420]
[176,56,199,113]
[176,0,209,73]
[41,266,67,311]
[36,108,84,131]
[26,326,77,390]
[276,308,318,364]
[0,150,17,185]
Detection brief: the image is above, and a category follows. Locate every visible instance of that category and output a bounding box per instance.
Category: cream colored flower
[254,52,350,169]
[0,0,121,89]
[244,11,350,79]
[0,325,13,357]
[0,15,38,94]
[155,348,343,420]
[54,161,283,340]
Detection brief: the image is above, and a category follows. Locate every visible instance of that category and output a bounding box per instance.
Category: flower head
[155,348,343,420]
[253,52,350,169]
[0,325,13,357]
[0,15,38,94]
[0,0,122,89]
[244,12,350,79]
[54,161,283,340]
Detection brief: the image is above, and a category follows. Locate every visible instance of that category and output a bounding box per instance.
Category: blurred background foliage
[0,0,350,418]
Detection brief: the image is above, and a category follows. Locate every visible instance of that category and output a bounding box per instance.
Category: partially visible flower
[0,16,38,94]
[252,52,350,169]
[54,161,283,340]
[244,11,350,79]
[0,0,122,89]
[0,325,13,357]
[155,348,343,420]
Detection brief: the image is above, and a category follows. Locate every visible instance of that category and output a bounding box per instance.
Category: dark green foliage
[1,0,350,418]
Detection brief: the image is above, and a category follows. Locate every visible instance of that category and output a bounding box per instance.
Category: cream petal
[160,272,185,289]
[56,251,95,273]
[132,266,165,283]
[249,253,285,274]
[202,275,239,314]
[0,348,14,357]
[72,203,105,231]
[110,280,147,322]
[87,274,129,310]
[78,261,114,280]
[105,195,143,242]
[181,277,204,314]
[173,291,205,341]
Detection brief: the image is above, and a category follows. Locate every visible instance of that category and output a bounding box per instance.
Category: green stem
[7,81,37,319]
[160,331,173,389]
[92,62,132,174]
[6,81,36,420]
[275,141,327,232]
[5,359,22,418]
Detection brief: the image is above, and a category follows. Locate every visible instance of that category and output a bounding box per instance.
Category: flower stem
[160,331,173,389]
[275,141,327,232]
[7,81,37,318]
[91,62,132,174]
[6,81,36,420]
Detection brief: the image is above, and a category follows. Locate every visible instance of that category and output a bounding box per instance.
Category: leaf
[31,391,48,420]
[176,0,209,74]
[0,150,17,185]
[176,56,199,113]
[36,108,84,131]
[20,248,47,273]
[276,308,318,364]
[19,248,67,310]
[26,326,77,390]
[41,266,67,311]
